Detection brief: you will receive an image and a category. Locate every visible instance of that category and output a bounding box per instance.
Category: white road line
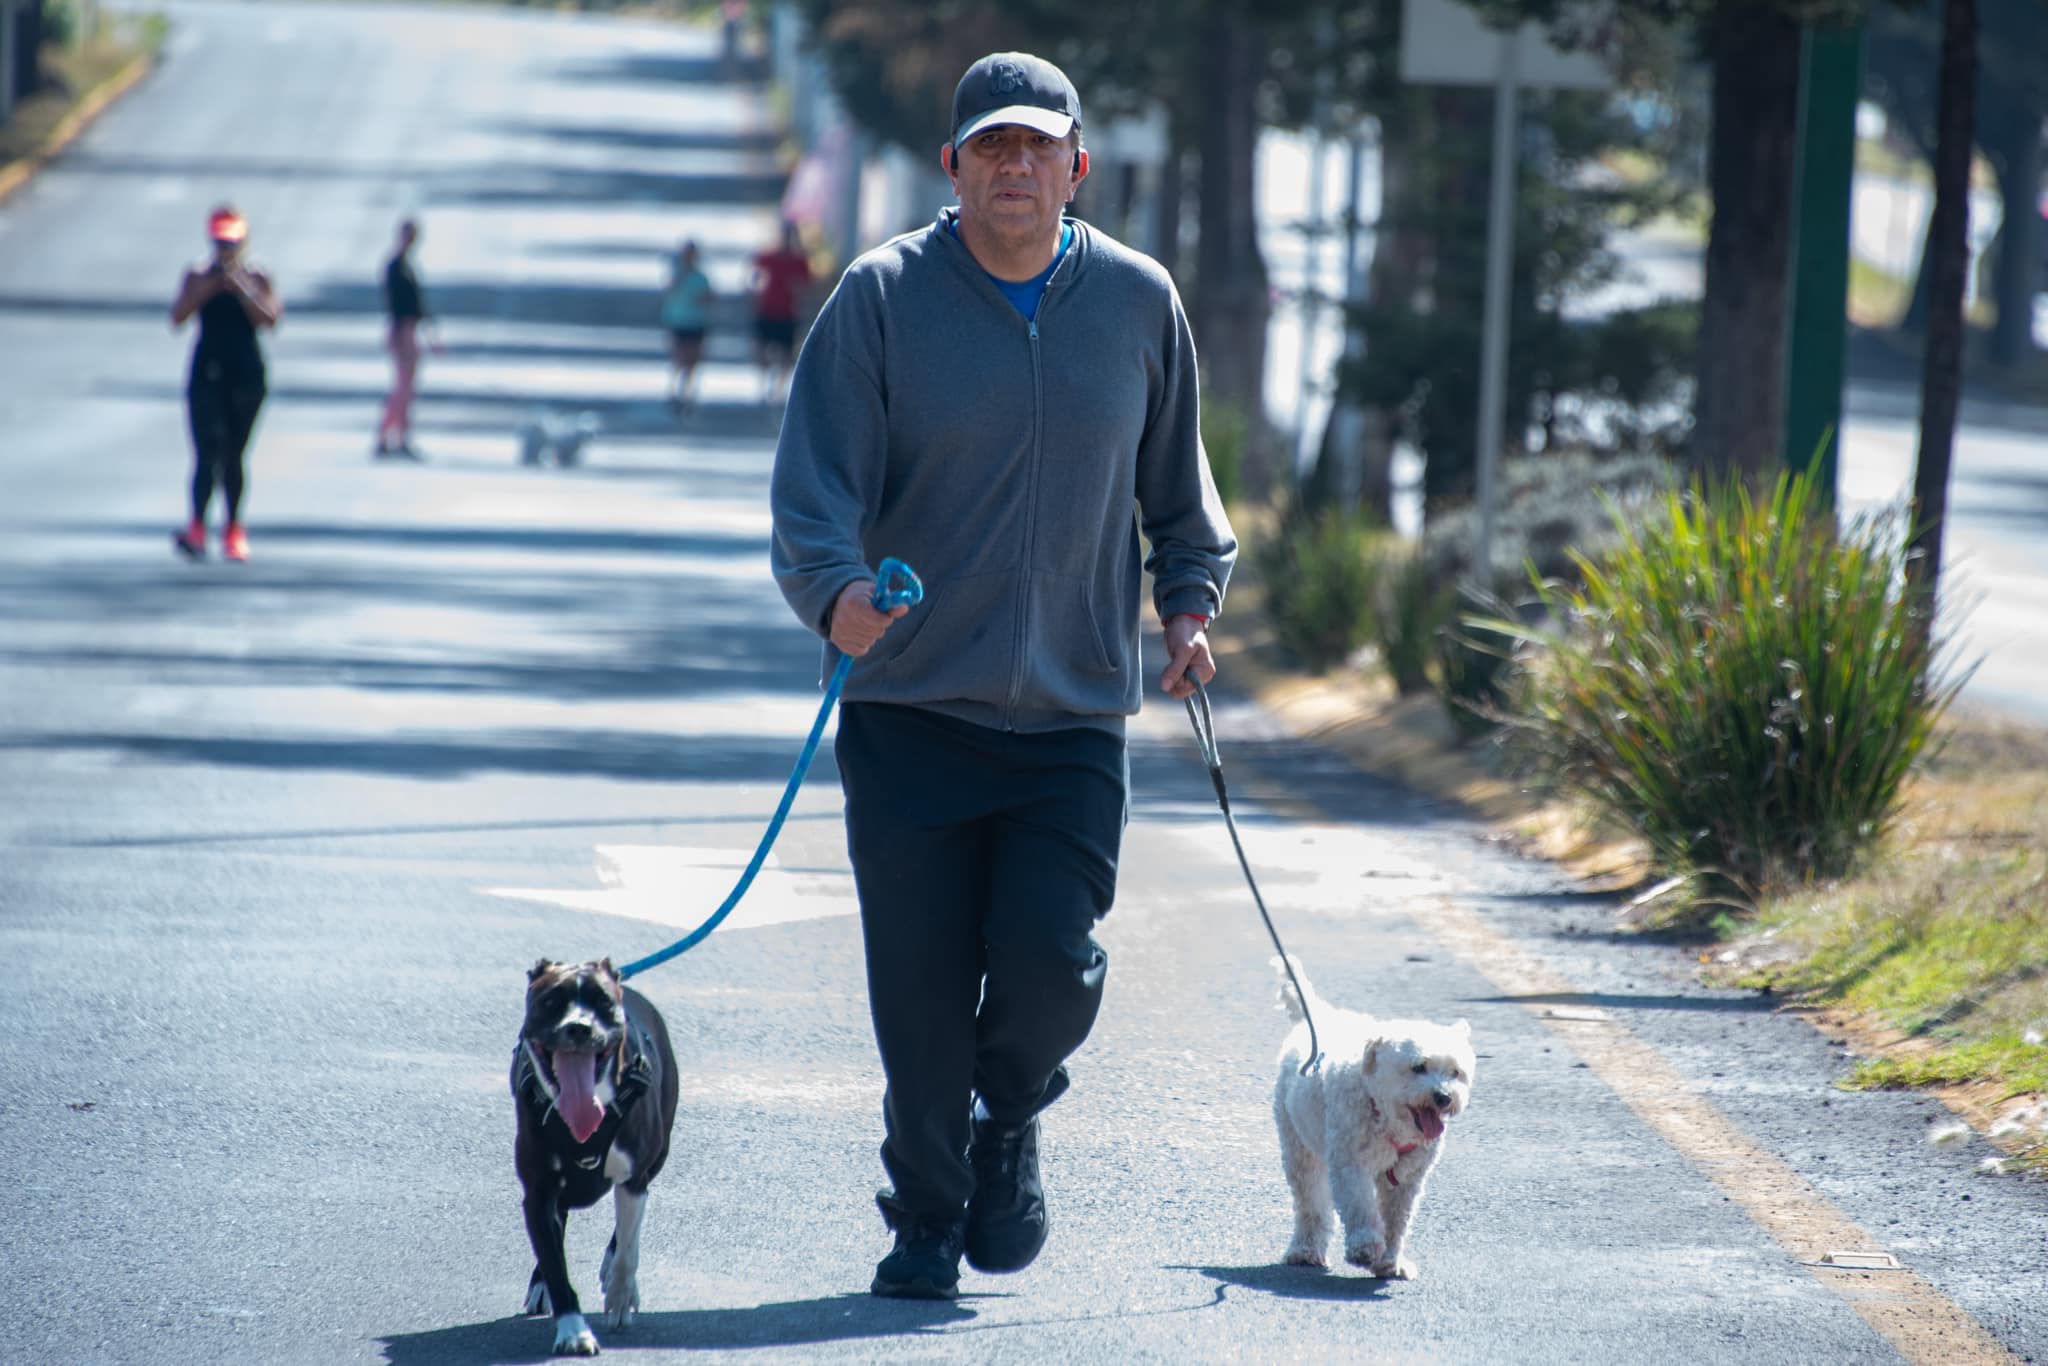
[482,843,857,933]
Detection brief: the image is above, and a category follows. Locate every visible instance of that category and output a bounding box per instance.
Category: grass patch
[1844,1037,2048,1095]
[1720,709,2048,1168]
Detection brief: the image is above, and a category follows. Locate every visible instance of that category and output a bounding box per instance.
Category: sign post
[1400,0,1609,583]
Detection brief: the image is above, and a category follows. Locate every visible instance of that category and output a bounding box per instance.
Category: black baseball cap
[950,52,1082,147]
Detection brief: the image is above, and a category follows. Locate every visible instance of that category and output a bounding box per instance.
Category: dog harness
[513,1022,656,1160]
[1384,1139,1421,1186]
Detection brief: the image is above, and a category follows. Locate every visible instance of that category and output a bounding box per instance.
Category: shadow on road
[433,163,786,209]
[48,810,842,849]
[492,120,782,156]
[93,373,785,440]
[1170,1262,1394,1303]
[552,51,767,88]
[1470,989,1776,1015]
[0,728,837,784]
[379,1295,971,1363]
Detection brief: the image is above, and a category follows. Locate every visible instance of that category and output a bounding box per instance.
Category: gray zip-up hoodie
[769,209,1237,735]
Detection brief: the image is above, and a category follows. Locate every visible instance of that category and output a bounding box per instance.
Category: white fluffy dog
[1270,956,1475,1279]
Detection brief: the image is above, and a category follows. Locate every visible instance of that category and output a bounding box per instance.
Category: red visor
[207,210,248,244]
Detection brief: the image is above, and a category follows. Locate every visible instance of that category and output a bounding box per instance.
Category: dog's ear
[528,959,556,983]
[598,957,619,982]
[1453,1019,1472,1037]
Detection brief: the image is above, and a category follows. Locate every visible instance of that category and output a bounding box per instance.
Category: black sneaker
[870,1216,965,1300]
[965,1115,1047,1273]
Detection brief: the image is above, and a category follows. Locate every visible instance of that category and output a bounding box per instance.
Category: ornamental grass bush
[1255,501,1381,673]
[1505,474,1962,905]
[1373,546,1456,695]
[1435,589,1521,741]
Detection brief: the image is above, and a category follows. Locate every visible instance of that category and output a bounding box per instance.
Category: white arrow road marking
[484,845,857,933]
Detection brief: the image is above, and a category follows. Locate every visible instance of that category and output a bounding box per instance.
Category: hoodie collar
[932,207,1084,297]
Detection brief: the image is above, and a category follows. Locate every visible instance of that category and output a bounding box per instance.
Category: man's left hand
[1159,613,1215,699]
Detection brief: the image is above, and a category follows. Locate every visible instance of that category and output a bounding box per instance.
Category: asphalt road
[2,5,2044,1364]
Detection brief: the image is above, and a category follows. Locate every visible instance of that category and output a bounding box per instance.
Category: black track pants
[185,380,265,523]
[834,701,1128,1221]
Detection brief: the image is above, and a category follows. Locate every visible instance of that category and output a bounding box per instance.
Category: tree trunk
[1907,0,1979,651]
[1986,105,2042,367]
[1191,4,1272,494]
[1690,9,1804,485]
[1153,128,1188,284]
[14,0,45,99]
[1314,127,1404,524]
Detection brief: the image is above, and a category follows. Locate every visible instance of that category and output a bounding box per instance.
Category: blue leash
[617,558,924,980]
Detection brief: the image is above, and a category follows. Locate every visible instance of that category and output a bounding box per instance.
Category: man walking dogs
[769,52,1236,1300]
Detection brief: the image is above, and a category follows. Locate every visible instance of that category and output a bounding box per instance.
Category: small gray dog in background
[1270,956,1475,1279]
[519,409,600,468]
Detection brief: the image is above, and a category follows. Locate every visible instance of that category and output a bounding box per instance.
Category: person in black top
[377,218,431,459]
[169,206,283,562]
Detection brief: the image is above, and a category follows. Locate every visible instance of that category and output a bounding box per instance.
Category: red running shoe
[173,519,206,559]
[223,523,249,562]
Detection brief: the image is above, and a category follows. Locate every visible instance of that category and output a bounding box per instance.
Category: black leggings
[185,380,265,523]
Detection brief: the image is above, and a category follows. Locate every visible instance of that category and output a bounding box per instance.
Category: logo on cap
[988,59,1027,95]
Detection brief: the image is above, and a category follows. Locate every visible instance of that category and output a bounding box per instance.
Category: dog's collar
[1384,1138,1421,1186]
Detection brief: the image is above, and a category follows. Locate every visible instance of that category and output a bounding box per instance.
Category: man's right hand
[828,578,909,657]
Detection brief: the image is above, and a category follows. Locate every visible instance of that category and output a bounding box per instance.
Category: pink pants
[380,319,420,443]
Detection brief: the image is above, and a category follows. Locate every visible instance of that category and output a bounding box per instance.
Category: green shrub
[45,0,82,46]
[1504,473,1961,904]
[1374,546,1456,695]
[1256,501,1380,673]
[1202,399,1248,508]
[1435,590,1520,740]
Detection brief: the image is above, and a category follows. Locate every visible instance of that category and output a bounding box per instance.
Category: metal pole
[1297,127,1327,477]
[1473,30,1520,588]
[1329,130,1370,509]
[1782,22,1864,509]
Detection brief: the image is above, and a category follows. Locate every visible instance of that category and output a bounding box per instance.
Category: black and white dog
[512,958,679,1356]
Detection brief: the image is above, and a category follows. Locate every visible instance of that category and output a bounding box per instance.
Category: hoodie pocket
[863,570,1019,698]
[1033,573,1119,683]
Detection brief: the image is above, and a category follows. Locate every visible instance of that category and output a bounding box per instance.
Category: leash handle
[871,556,923,612]
[1183,679,1323,1074]
[618,558,921,980]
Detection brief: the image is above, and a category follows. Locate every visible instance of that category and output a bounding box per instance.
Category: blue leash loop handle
[618,559,923,980]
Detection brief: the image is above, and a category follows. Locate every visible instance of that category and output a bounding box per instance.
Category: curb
[0,48,156,208]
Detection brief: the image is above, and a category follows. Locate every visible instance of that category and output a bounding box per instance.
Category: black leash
[1182,677,1323,1074]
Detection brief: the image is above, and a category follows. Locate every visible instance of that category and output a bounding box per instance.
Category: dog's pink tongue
[1413,1105,1446,1141]
[553,1050,605,1143]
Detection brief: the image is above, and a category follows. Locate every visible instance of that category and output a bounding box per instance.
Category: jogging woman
[169,205,283,561]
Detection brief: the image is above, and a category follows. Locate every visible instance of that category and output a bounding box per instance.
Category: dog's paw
[1282,1243,1329,1270]
[552,1311,600,1356]
[1372,1253,1419,1280]
[1343,1237,1388,1271]
[602,1256,639,1330]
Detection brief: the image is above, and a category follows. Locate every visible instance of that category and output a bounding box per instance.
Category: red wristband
[1169,612,1211,627]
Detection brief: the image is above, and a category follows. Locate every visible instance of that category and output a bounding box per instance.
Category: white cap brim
[954,105,1075,145]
